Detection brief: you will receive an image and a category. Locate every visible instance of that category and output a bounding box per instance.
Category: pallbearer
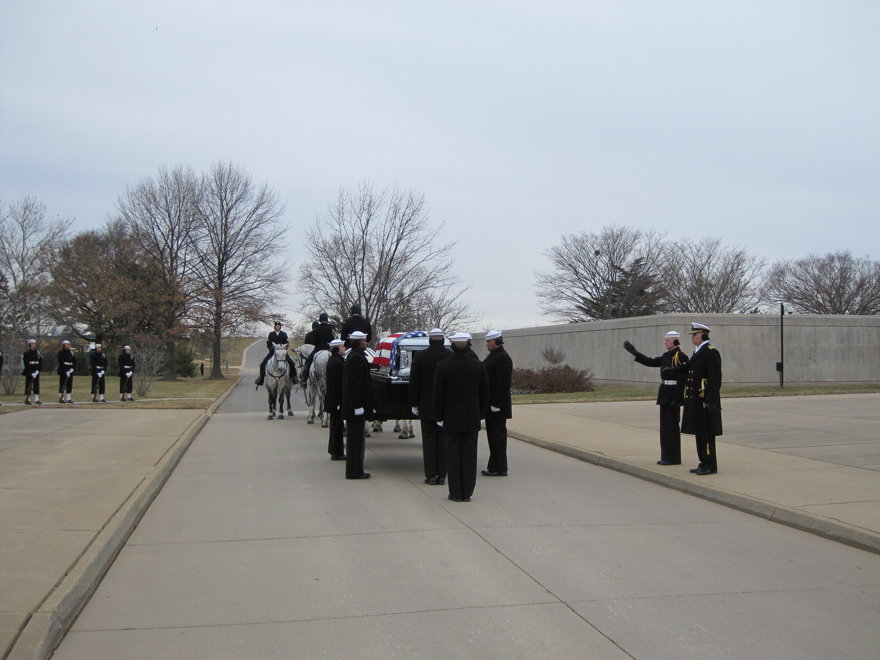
[118,345,136,402]
[342,330,372,479]
[482,330,513,477]
[409,328,452,485]
[325,338,346,461]
[57,339,77,403]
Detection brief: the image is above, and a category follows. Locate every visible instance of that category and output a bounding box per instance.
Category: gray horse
[264,344,293,420]
[307,349,331,426]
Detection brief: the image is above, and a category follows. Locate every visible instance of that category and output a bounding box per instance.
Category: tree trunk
[210,298,224,378]
[163,339,176,380]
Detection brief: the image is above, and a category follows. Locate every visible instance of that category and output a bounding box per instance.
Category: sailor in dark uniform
[301,312,336,386]
[57,339,77,403]
[342,330,372,479]
[22,339,43,405]
[340,304,372,347]
[434,332,489,502]
[409,328,452,485]
[324,338,347,461]
[482,330,513,477]
[623,330,689,465]
[664,322,723,475]
[118,345,136,401]
[90,343,108,402]
[255,321,296,386]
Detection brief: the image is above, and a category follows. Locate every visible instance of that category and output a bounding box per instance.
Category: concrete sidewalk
[0,406,219,659]
[509,393,880,553]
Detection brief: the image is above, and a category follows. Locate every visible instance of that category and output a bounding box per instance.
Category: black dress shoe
[694,467,717,475]
[437,477,445,485]
[462,496,471,502]
[330,455,346,461]
[424,476,439,485]
[346,473,371,479]
[481,470,507,477]
[657,460,681,465]
[447,495,463,502]
[689,466,702,473]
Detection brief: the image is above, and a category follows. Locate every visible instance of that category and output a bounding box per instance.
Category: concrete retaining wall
[473,314,880,385]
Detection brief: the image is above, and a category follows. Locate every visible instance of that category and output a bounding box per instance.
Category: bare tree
[534,226,667,322]
[131,338,166,397]
[764,251,880,314]
[298,182,475,336]
[662,237,765,313]
[0,196,72,338]
[116,166,201,379]
[192,162,287,377]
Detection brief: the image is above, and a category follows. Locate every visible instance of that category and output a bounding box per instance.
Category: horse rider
[255,321,296,386]
[301,312,336,387]
[22,338,43,405]
[57,339,77,403]
[90,342,108,402]
[340,304,372,347]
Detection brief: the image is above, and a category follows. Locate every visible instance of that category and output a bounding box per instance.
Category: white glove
[436,421,444,428]
[411,406,419,416]
[125,371,132,378]
[491,406,501,412]
[32,371,39,378]
[66,369,73,377]
[354,407,364,416]
[97,371,104,378]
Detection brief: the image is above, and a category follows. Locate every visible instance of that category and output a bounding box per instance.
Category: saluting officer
[409,328,452,485]
[90,343,108,402]
[324,338,347,461]
[22,339,43,405]
[255,321,296,386]
[482,330,513,477]
[57,339,77,404]
[623,330,689,465]
[664,322,723,475]
[340,304,372,347]
[341,330,372,479]
[434,332,489,502]
[118,345,136,401]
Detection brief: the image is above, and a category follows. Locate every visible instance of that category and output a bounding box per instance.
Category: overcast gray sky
[2,1,878,330]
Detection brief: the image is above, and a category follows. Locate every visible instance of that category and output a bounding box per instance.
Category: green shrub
[174,342,197,377]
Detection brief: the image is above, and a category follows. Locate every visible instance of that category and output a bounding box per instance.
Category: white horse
[264,344,293,420]
[307,349,330,426]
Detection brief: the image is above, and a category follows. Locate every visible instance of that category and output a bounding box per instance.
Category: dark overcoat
[342,346,373,418]
[340,316,373,343]
[483,346,513,419]
[267,330,289,350]
[633,346,689,405]
[324,352,345,411]
[409,341,452,419]
[678,344,723,436]
[118,352,135,374]
[434,350,489,433]
[90,350,108,375]
[57,348,76,375]
[21,348,42,375]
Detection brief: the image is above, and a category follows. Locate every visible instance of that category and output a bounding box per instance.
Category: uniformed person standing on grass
[118,345,136,401]
[409,328,452,485]
[57,339,77,403]
[324,338,347,461]
[22,339,43,405]
[342,330,372,479]
[434,332,489,502]
[482,330,513,477]
[664,322,723,475]
[623,330,689,465]
[90,343,108,402]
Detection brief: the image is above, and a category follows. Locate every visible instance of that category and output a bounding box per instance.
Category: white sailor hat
[664,330,681,339]
[123,345,132,350]
[689,322,712,334]
[27,338,36,344]
[62,339,71,345]
[329,339,345,347]
[485,330,502,340]
[428,328,445,337]
[349,331,367,340]
[449,332,472,342]
[94,342,102,348]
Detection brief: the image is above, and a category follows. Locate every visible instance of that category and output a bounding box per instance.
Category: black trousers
[485,412,508,473]
[58,374,73,394]
[420,419,446,478]
[446,431,478,499]
[328,409,345,457]
[25,374,40,395]
[695,434,717,471]
[120,375,133,394]
[659,404,682,463]
[344,416,367,477]
[91,375,105,395]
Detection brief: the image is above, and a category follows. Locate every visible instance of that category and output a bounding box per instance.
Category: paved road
[53,347,880,659]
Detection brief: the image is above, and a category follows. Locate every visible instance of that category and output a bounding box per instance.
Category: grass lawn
[512,383,880,405]
[0,337,261,414]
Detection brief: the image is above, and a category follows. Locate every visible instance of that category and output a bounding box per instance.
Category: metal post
[779,302,784,389]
